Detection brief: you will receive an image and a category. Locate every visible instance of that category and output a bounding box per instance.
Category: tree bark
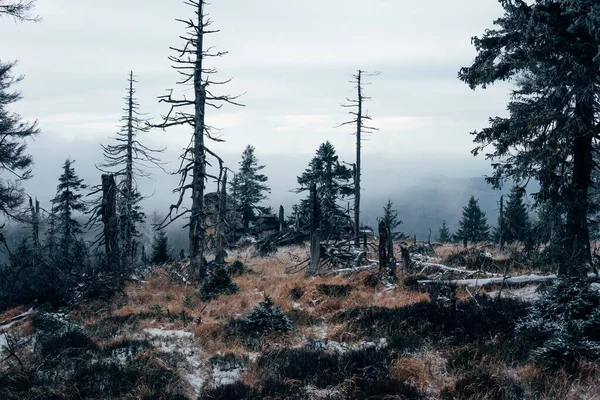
[354,71,362,248]
[278,205,284,231]
[378,220,395,282]
[563,93,594,276]
[215,169,227,265]
[189,1,208,280]
[309,183,320,276]
[123,71,135,266]
[29,197,39,250]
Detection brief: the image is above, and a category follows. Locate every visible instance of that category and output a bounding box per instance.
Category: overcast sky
[1,0,512,219]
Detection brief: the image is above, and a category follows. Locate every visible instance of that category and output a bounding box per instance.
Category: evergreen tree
[0,60,39,218]
[151,229,171,264]
[232,145,270,230]
[459,0,600,274]
[436,221,452,243]
[382,200,400,231]
[382,200,406,239]
[295,141,353,237]
[51,159,88,269]
[454,196,490,247]
[500,186,531,244]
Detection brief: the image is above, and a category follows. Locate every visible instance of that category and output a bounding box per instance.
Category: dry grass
[390,352,453,396]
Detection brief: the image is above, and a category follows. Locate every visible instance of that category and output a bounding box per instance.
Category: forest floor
[1,243,600,399]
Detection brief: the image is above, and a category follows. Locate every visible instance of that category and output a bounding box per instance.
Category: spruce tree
[0,61,39,218]
[232,145,270,230]
[454,196,490,247]
[382,200,405,239]
[459,1,600,274]
[502,186,530,244]
[436,221,452,243]
[51,159,88,268]
[295,141,353,237]
[151,229,171,264]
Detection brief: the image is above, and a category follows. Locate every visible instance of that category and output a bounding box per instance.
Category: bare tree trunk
[101,174,120,271]
[401,245,412,274]
[499,195,504,251]
[309,183,320,276]
[279,205,284,231]
[378,220,391,279]
[123,71,135,266]
[215,169,227,265]
[29,197,39,250]
[189,1,208,280]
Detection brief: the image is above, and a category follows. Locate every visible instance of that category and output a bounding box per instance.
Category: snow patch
[143,328,194,339]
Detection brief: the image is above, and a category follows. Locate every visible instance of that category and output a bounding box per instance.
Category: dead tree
[215,169,227,265]
[99,71,164,266]
[153,0,242,280]
[101,174,120,271]
[28,197,39,250]
[336,70,378,247]
[278,205,284,231]
[0,0,39,22]
[378,220,396,283]
[309,183,321,276]
[499,195,505,251]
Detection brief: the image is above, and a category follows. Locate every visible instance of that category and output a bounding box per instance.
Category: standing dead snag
[336,70,378,247]
[215,169,227,265]
[378,220,396,283]
[309,183,321,277]
[99,72,164,267]
[28,197,39,250]
[101,174,120,271]
[154,0,242,280]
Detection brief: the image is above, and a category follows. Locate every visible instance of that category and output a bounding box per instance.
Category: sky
[0,0,514,232]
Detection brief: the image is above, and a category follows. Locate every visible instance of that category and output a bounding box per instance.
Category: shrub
[226,295,292,344]
[516,275,600,370]
[209,353,248,371]
[363,273,380,288]
[200,381,260,400]
[227,260,249,277]
[289,287,304,300]
[402,274,429,290]
[337,297,528,351]
[316,284,353,297]
[255,346,424,399]
[197,267,239,302]
[442,371,524,400]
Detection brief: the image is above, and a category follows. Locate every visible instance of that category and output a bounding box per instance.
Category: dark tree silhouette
[459,0,600,274]
[454,196,490,247]
[295,141,353,237]
[51,159,88,269]
[436,221,452,243]
[232,145,270,230]
[0,61,38,218]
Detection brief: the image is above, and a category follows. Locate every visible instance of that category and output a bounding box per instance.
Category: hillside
[2,243,599,399]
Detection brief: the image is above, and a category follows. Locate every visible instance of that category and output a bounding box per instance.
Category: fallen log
[320,264,379,276]
[418,273,600,287]
[0,307,35,331]
[416,261,502,277]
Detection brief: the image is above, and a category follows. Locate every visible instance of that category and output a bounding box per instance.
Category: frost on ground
[142,328,205,394]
